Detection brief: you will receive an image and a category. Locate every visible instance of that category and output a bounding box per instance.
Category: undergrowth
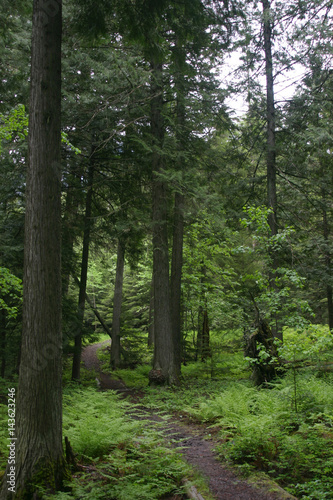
[142,368,333,499]
[0,378,194,499]
[91,329,333,499]
[2,328,332,499]
[55,386,191,499]
[136,326,333,500]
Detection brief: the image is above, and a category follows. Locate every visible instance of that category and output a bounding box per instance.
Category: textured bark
[149,58,178,385]
[148,278,154,347]
[327,285,333,332]
[110,240,125,369]
[0,2,67,498]
[201,310,211,361]
[196,306,203,362]
[196,307,211,362]
[323,203,333,331]
[171,191,184,375]
[72,161,94,381]
[170,37,186,376]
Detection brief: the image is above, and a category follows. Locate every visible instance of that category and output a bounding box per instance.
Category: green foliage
[61,132,81,155]
[124,328,333,500]
[168,371,332,498]
[109,364,151,389]
[0,399,9,471]
[0,104,28,153]
[0,266,22,318]
[98,440,188,500]
[240,205,314,328]
[278,325,333,366]
[183,209,244,336]
[62,387,137,457]
[185,374,333,498]
[53,385,191,499]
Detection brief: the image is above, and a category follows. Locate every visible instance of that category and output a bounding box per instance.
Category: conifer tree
[0,1,67,498]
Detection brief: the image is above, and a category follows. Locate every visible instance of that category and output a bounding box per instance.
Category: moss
[247,472,297,500]
[15,456,71,500]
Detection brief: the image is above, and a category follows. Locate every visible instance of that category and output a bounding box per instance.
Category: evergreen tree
[0,1,67,498]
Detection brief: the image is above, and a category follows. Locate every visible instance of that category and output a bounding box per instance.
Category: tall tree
[261,0,282,340]
[72,155,95,381]
[261,0,277,239]
[110,239,125,369]
[150,54,178,385]
[0,1,67,498]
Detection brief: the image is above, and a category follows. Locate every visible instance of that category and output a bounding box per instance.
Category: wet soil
[81,342,297,500]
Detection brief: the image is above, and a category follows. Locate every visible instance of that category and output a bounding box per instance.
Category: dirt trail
[81,342,297,500]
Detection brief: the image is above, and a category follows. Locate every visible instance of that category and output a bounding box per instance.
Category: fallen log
[182,479,206,500]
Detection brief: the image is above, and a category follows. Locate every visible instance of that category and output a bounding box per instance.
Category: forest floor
[81,342,297,500]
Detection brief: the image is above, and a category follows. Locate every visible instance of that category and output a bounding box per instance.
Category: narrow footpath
[81,342,297,500]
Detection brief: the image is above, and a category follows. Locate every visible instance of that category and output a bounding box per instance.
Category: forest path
[81,342,297,500]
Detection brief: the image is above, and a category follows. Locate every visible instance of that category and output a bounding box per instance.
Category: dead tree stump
[244,318,279,386]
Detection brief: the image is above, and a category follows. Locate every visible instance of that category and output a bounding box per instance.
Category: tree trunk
[110,240,125,369]
[244,317,278,386]
[0,2,68,498]
[196,306,203,362]
[148,278,154,346]
[196,307,211,362]
[327,285,333,332]
[149,58,178,386]
[262,0,278,239]
[323,199,333,331]
[71,160,94,381]
[201,310,211,361]
[62,177,79,295]
[171,191,184,377]
[262,0,281,341]
[170,36,186,377]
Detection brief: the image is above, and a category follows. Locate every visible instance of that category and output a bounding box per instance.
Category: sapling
[276,326,333,413]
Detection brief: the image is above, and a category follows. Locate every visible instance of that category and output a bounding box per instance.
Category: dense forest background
[0,0,333,498]
[1,0,332,379]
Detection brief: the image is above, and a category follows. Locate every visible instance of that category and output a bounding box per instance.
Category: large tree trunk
[323,197,333,331]
[149,58,178,386]
[171,191,184,376]
[262,0,281,341]
[148,278,154,347]
[0,2,67,498]
[71,160,94,381]
[170,36,186,377]
[110,240,125,369]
